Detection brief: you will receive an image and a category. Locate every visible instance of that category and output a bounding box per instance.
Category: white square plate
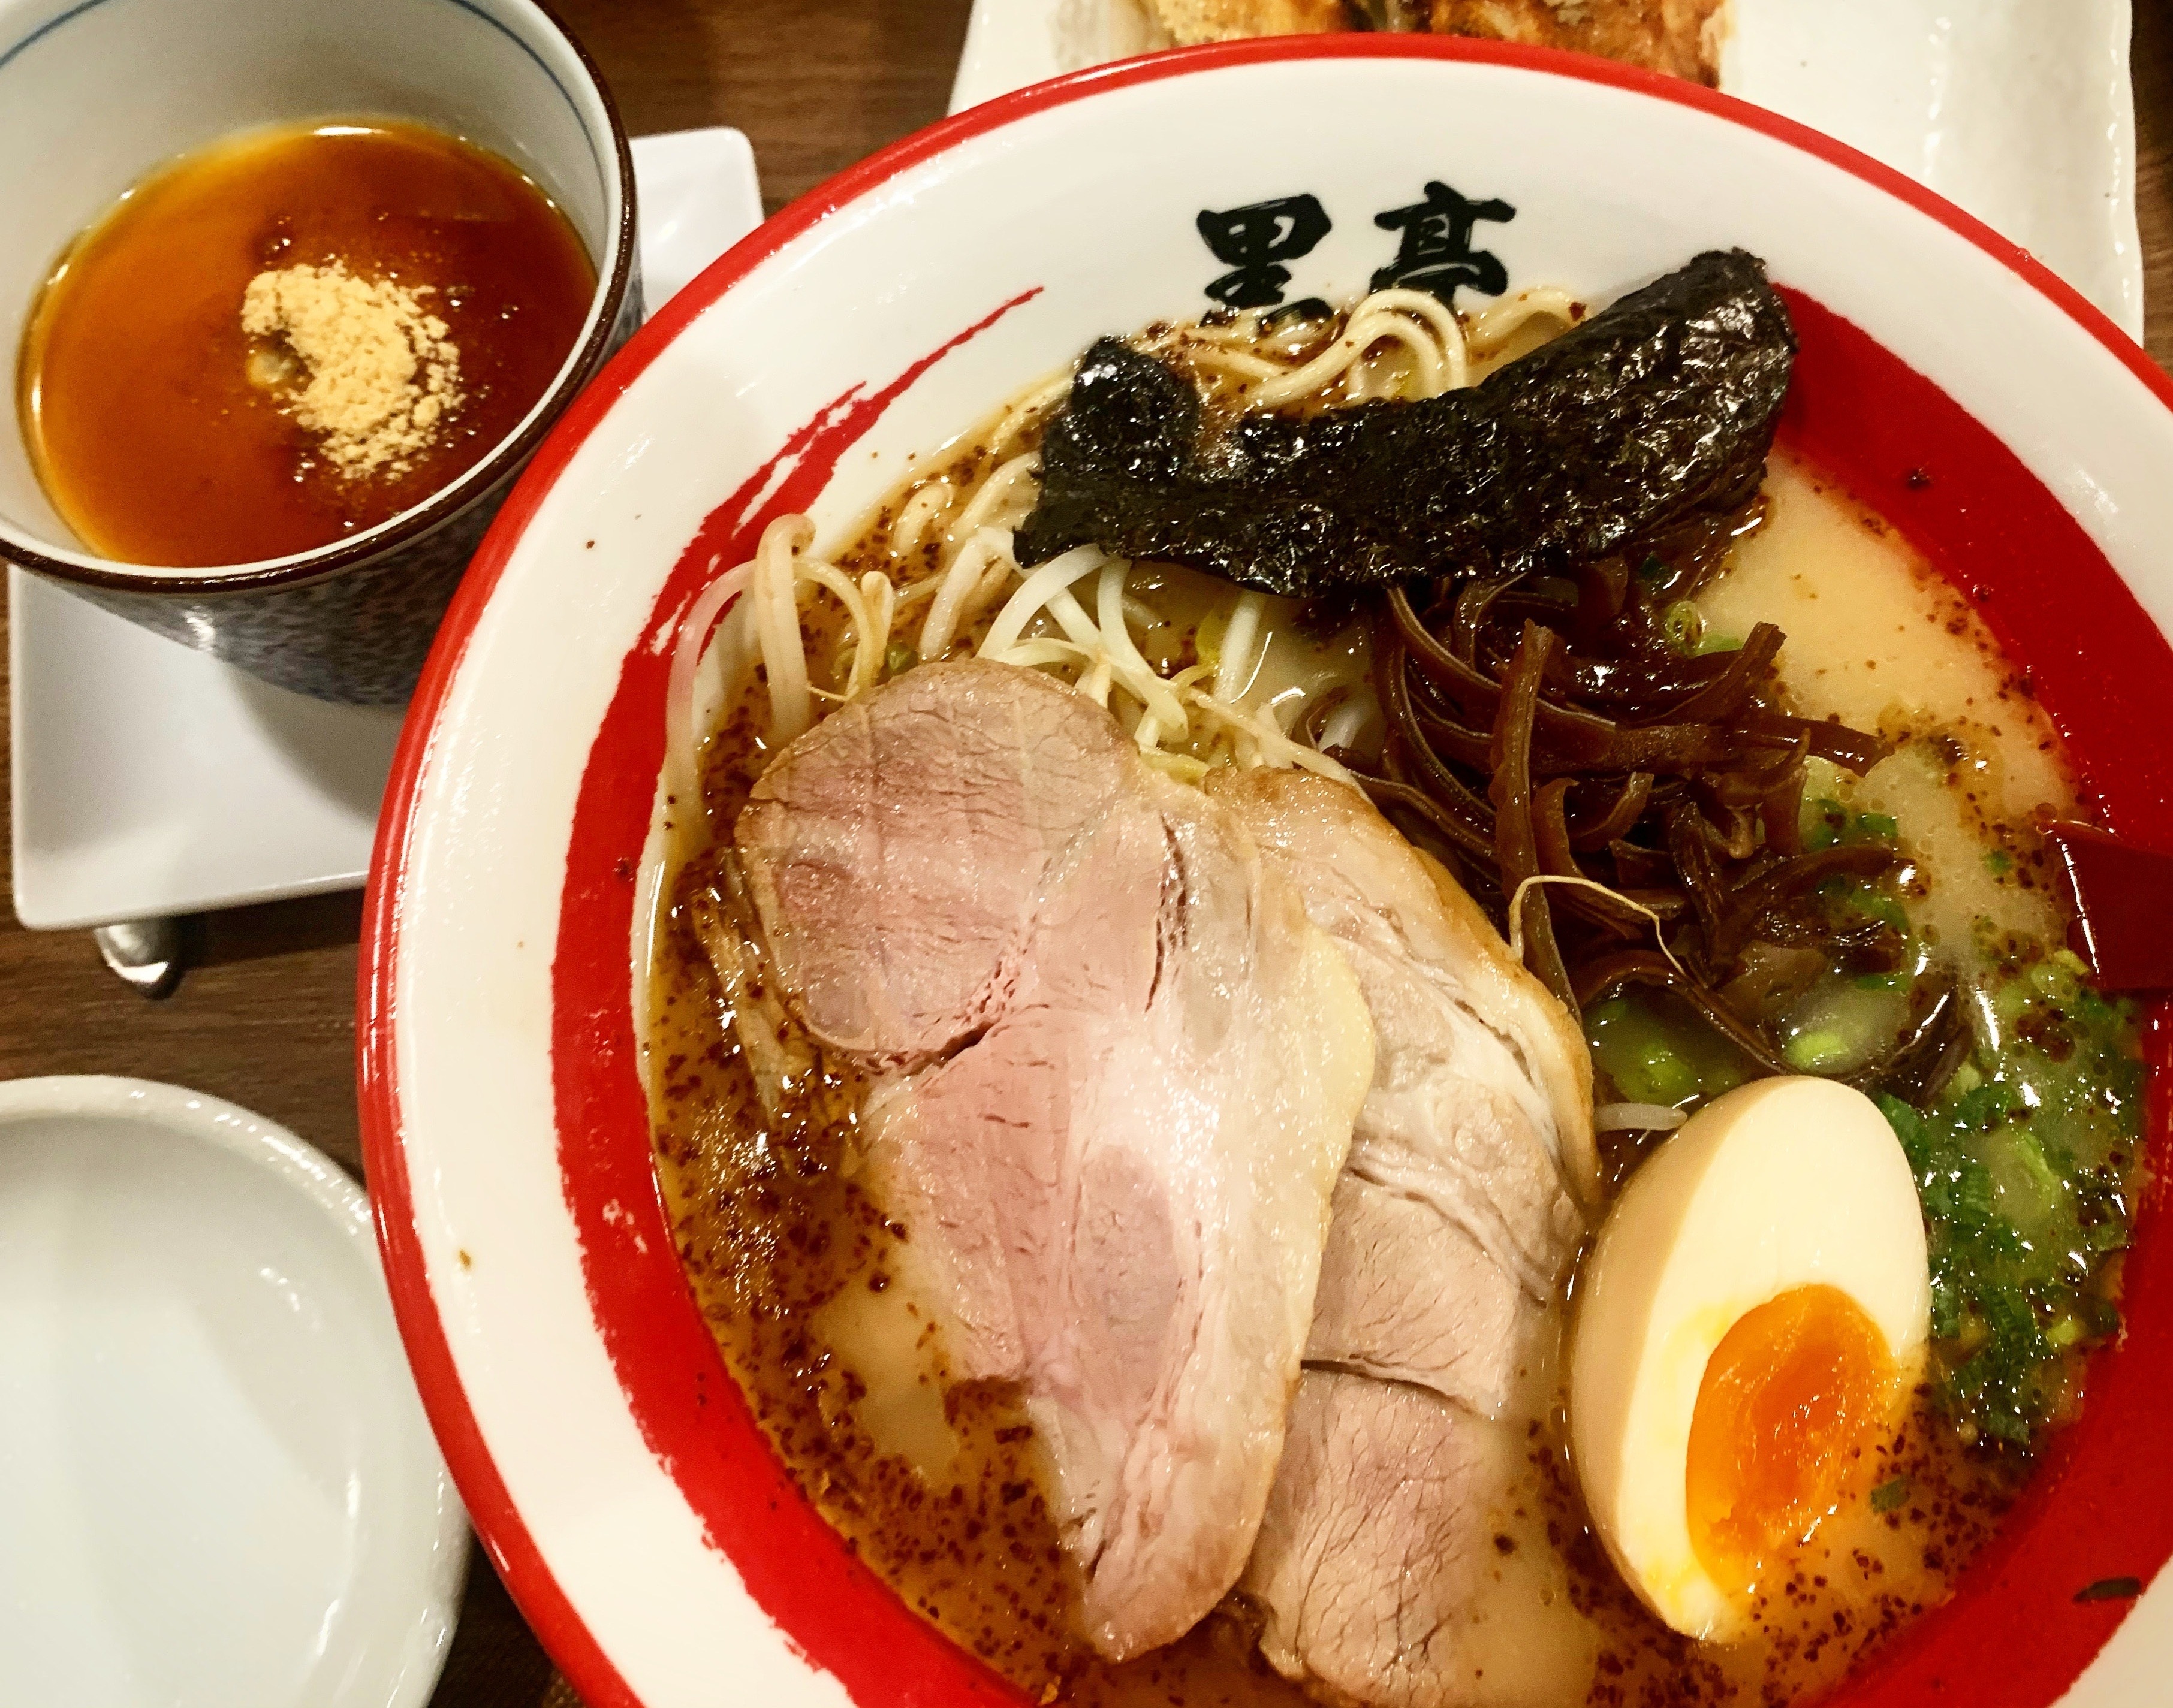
[8,126,764,931]
[951,0,2142,336]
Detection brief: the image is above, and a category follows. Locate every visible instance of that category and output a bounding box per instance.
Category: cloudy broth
[643,339,2120,1702]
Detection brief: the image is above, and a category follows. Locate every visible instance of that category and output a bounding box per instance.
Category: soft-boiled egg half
[1571,1076,1929,1641]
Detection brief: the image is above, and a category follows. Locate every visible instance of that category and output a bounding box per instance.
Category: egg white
[1569,1076,1930,1640]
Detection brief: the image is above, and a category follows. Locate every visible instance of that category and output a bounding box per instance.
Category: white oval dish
[947,0,2145,337]
[0,1076,466,1708]
[361,37,2173,1708]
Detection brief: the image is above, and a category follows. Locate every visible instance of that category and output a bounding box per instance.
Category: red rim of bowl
[359,34,2173,1708]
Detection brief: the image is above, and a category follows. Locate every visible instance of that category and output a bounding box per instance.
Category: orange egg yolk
[1685,1283,1896,1594]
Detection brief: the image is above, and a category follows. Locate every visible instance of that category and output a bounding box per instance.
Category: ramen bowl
[0,0,640,704]
[360,38,2173,1708]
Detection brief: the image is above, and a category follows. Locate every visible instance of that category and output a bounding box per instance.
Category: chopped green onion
[1870,1477,1910,1513]
[1632,1040,1699,1106]
[1803,797,1849,853]
[1662,600,1704,653]
[1785,1029,1853,1072]
[1954,1160,1997,1221]
[2012,1132,2063,1203]
[2085,1218,2131,1254]
[1952,1081,2016,1131]
[1849,889,1909,931]
[1982,1286,2044,1363]
[2029,960,2073,1001]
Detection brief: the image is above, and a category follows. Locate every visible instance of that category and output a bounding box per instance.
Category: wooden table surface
[2,2,2169,1703]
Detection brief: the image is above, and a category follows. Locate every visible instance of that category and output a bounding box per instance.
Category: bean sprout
[1095,559,1187,737]
[1594,1103,1690,1133]
[979,545,1108,659]
[752,515,815,746]
[1213,592,1267,705]
[988,373,1069,446]
[664,562,754,810]
[1184,688,1356,785]
[918,527,1018,662]
[1319,688,1378,754]
[890,479,953,558]
[946,452,1040,547]
[1506,874,1689,982]
[1180,345,1290,381]
[666,284,1541,805]
[855,571,894,696]
[1471,287,1581,358]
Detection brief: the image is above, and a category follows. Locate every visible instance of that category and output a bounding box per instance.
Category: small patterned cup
[0,0,641,705]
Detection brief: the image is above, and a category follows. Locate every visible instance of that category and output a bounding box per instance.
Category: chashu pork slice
[1211,770,1596,1708]
[736,660,1376,1660]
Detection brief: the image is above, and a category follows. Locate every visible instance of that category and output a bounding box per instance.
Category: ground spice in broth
[647,652,1317,1707]
[646,677,2010,1708]
[1530,1373,2011,1706]
[646,383,2060,1708]
[16,119,594,567]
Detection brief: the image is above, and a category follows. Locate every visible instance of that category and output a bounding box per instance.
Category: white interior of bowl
[382,52,2173,1708]
[0,1075,466,1708]
[0,0,621,578]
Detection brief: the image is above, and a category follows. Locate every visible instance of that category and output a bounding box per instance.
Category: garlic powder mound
[240,261,465,478]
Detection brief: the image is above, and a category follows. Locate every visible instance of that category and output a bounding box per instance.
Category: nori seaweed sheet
[1013,249,1797,596]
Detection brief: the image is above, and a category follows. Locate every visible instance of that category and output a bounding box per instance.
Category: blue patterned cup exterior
[0,0,643,705]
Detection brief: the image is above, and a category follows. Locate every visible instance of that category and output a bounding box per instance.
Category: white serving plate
[951,0,2143,336]
[7,125,763,932]
[362,39,2173,1708]
[0,1076,466,1708]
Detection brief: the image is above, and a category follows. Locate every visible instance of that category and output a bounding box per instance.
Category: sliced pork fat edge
[1213,769,1596,1708]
